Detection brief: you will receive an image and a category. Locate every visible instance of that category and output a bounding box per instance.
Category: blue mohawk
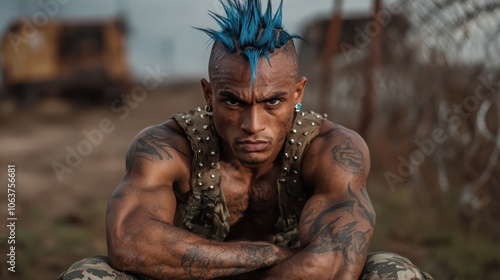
[198,0,300,84]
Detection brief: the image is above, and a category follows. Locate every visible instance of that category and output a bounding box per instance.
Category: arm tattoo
[109,188,126,202]
[135,132,188,161]
[302,184,375,265]
[350,185,375,228]
[332,138,365,173]
[126,128,188,171]
[180,244,276,279]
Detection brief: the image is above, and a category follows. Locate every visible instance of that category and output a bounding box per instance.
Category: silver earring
[205,105,213,112]
[294,103,302,111]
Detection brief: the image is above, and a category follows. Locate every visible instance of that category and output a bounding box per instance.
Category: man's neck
[220,139,285,182]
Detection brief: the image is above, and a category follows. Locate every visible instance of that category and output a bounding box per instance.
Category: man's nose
[241,106,266,134]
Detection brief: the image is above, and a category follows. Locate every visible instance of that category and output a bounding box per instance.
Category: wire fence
[298,0,500,237]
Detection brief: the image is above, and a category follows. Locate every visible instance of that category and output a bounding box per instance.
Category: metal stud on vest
[173,108,326,248]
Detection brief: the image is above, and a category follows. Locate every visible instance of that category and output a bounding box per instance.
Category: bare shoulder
[124,118,192,185]
[107,119,193,251]
[302,120,370,192]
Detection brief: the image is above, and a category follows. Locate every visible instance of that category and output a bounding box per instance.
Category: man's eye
[267,99,281,105]
[225,99,240,106]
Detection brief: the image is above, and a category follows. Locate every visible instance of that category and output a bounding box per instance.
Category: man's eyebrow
[218,91,288,103]
[219,91,246,103]
[260,92,288,102]
[219,91,240,99]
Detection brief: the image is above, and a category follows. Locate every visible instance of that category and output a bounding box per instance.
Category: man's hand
[217,246,294,280]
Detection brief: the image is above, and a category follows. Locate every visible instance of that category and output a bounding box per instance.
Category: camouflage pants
[360,252,434,280]
[59,252,434,280]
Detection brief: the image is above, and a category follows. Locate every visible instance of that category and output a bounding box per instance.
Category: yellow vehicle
[1,18,131,106]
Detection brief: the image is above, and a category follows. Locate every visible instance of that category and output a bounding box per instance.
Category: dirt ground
[0,81,206,279]
[0,81,499,279]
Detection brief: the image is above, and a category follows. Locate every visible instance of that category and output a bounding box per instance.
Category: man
[60,1,433,279]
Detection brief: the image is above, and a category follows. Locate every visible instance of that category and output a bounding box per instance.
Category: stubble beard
[239,158,267,166]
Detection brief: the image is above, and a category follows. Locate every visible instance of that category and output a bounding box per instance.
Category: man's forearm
[256,185,376,280]
[257,246,352,280]
[179,238,291,279]
[109,221,292,279]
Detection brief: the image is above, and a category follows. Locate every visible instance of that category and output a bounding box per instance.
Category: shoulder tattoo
[109,188,126,202]
[136,132,176,161]
[126,130,188,170]
[332,138,365,173]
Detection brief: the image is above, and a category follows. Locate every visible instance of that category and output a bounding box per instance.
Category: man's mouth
[237,140,269,152]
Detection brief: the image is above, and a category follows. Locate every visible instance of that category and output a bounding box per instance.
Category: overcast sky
[1,0,377,81]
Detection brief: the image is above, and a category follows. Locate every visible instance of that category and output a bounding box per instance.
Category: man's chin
[237,154,269,166]
[240,160,265,166]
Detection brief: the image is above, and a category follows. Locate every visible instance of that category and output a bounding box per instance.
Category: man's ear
[294,77,307,104]
[201,78,213,106]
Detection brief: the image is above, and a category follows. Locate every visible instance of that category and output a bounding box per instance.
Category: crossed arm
[261,185,375,279]
[106,122,375,279]
[107,124,293,279]
[260,130,375,279]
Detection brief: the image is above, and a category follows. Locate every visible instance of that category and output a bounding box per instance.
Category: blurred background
[0,0,499,279]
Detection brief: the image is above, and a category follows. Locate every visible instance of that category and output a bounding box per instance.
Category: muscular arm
[262,127,376,279]
[106,122,291,279]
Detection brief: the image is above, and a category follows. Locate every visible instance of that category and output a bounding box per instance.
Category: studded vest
[173,108,326,248]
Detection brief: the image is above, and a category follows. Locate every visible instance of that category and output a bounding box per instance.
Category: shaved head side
[208,39,299,84]
[198,0,301,85]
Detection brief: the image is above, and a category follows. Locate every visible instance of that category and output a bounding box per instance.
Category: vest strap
[173,108,326,247]
[274,111,326,248]
[173,108,230,241]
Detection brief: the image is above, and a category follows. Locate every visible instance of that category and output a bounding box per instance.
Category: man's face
[202,50,306,166]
